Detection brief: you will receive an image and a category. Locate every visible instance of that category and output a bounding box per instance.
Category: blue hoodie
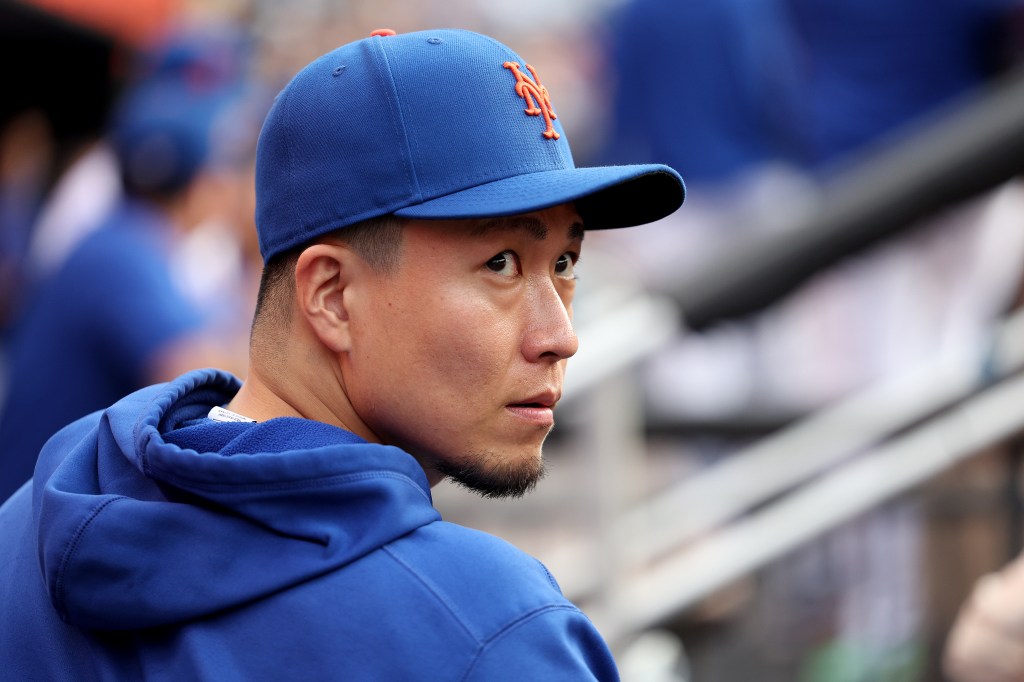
[0,369,618,681]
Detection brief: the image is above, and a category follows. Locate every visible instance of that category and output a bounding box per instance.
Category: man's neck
[228,360,382,448]
[226,374,304,423]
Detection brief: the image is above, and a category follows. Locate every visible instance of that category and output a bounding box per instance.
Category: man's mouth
[505,390,560,427]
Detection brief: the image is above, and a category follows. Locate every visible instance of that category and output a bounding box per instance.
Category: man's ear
[294,243,361,354]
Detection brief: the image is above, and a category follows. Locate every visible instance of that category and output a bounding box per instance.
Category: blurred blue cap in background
[109,21,255,196]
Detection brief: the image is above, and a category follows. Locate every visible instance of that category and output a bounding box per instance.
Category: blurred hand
[945,559,1024,682]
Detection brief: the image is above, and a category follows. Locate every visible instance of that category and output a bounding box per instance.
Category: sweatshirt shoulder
[385,521,569,635]
[384,521,618,680]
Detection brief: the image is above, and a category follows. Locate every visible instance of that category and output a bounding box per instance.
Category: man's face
[342,203,583,498]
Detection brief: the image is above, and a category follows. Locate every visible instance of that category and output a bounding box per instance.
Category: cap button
[369,28,396,37]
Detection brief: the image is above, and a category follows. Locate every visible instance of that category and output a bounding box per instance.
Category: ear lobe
[295,244,356,354]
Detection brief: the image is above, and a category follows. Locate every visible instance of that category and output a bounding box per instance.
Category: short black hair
[251,214,405,341]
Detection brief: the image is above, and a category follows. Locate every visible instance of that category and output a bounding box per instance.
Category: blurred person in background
[0,21,259,503]
[587,0,812,424]
[591,0,1024,422]
[790,0,1024,173]
[594,0,805,192]
[0,1,126,337]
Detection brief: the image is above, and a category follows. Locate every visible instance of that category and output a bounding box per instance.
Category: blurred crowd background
[3,0,1024,680]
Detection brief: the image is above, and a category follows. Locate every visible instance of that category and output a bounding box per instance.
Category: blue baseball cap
[111,80,242,195]
[255,28,685,262]
[111,22,252,196]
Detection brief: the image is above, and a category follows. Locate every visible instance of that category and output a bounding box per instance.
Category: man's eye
[554,252,578,279]
[485,251,519,276]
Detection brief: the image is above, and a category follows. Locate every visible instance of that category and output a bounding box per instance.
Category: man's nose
[521,278,579,363]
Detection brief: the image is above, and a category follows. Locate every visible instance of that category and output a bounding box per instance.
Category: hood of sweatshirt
[33,368,439,631]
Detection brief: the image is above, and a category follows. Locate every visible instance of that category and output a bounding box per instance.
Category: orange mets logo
[503,61,560,140]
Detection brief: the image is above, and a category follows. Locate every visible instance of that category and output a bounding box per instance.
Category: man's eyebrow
[471,217,586,242]
[568,222,585,242]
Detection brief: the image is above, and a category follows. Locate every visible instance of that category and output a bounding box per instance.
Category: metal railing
[568,304,1024,650]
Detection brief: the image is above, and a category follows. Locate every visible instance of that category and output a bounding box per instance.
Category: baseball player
[0,28,684,680]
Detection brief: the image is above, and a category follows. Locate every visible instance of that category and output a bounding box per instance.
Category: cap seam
[373,35,422,204]
[277,80,301,244]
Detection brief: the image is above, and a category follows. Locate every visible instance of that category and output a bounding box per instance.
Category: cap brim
[393,164,685,229]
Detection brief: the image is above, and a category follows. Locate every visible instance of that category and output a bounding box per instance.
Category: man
[0,28,684,679]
